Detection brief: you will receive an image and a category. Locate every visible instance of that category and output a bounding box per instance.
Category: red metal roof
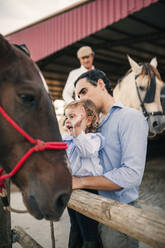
[6,0,158,62]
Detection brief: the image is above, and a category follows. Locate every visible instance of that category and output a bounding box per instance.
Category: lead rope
[50,221,56,248]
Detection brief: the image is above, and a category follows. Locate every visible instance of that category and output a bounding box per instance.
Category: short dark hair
[74,69,113,95]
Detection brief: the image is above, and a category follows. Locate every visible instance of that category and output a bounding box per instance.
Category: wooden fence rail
[13,226,43,248]
[68,190,165,248]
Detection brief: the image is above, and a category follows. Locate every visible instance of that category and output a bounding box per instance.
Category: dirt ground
[11,191,70,248]
[11,191,154,248]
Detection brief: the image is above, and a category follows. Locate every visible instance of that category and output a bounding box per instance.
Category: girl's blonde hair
[65,99,99,133]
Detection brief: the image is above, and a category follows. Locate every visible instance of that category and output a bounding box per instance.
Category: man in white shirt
[62,46,95,104]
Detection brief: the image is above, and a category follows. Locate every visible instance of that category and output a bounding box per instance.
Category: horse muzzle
[23,187,71,221]
[147,114,165,135]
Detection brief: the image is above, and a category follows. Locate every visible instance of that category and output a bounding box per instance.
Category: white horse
[113,56,165,136]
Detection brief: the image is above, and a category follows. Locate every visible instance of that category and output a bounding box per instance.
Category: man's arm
[102,110,148,190]
[72,176,122,191]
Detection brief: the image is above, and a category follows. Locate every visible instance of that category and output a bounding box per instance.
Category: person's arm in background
[62,71,75,104]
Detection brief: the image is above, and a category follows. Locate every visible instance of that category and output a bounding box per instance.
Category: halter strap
[135,74,149,119]
[135,74,163,119]
[0,106,67,193]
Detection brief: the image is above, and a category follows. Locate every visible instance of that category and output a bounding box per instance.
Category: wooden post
[13,226,43,248]
[68,190,165,248]
[0,180,11,248]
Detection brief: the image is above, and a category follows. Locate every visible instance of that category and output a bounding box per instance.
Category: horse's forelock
[141,63,162,86]
[118,62,161,87]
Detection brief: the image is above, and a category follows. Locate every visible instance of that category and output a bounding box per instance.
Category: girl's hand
[72,115,86,136]
[72,114,83,128]
[72,107,87,136]
[72,107,86,127]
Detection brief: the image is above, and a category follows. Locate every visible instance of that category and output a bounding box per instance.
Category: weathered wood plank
[0,180,11,248]
[13,226,43,248]
[68,189,165,248]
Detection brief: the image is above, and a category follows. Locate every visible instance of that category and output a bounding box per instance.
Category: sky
[0,0,80,35]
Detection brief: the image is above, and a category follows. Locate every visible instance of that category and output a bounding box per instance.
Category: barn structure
[6,0,165,101]
[2,2,165,247]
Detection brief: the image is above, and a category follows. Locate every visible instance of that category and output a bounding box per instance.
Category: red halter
[0,106,67,193]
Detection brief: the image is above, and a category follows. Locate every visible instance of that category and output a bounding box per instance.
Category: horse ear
[127,55,141,74]
[0,34,16,67]
[0,34,12,55]
[150,57,157,68]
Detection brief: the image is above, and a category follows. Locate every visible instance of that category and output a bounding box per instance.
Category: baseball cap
[77,46,94,59]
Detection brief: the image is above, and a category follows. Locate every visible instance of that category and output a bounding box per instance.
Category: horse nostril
[28,195,43,219]
[55,193,70,210]
[153,121,158,128]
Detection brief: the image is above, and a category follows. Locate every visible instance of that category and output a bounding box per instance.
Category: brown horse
[0,34,72,221]
[113,56,165,136]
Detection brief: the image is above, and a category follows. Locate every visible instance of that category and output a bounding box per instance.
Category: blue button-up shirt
[98,102,148,203]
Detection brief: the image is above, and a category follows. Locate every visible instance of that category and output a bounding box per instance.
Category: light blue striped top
[63,132,104,177]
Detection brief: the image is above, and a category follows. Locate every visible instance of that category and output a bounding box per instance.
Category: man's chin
[85,65,91,70]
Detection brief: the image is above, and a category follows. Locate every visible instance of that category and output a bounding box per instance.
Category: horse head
[113,55,165,137]
[0,34,72,220]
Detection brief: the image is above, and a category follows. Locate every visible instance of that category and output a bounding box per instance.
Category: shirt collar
[99,101,123,127]
[80,65,95,71]
[112,101,123,109]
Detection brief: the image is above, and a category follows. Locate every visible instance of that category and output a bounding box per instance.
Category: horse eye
[19,94,35,104]
[139,86,145,91]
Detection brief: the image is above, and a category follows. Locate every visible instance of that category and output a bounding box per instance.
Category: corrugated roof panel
[6,0,158,62]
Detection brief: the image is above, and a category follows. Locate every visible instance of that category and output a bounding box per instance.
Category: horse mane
[117,68,132,89]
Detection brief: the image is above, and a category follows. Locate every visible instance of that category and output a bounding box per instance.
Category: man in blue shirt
[73,69,148,248]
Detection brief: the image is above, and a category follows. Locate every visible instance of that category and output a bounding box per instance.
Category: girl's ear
[86,116,93,127]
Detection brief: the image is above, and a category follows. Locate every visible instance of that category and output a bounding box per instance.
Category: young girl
[63,99,104,248]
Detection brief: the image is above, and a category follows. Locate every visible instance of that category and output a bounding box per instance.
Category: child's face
[65,105,88,135]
